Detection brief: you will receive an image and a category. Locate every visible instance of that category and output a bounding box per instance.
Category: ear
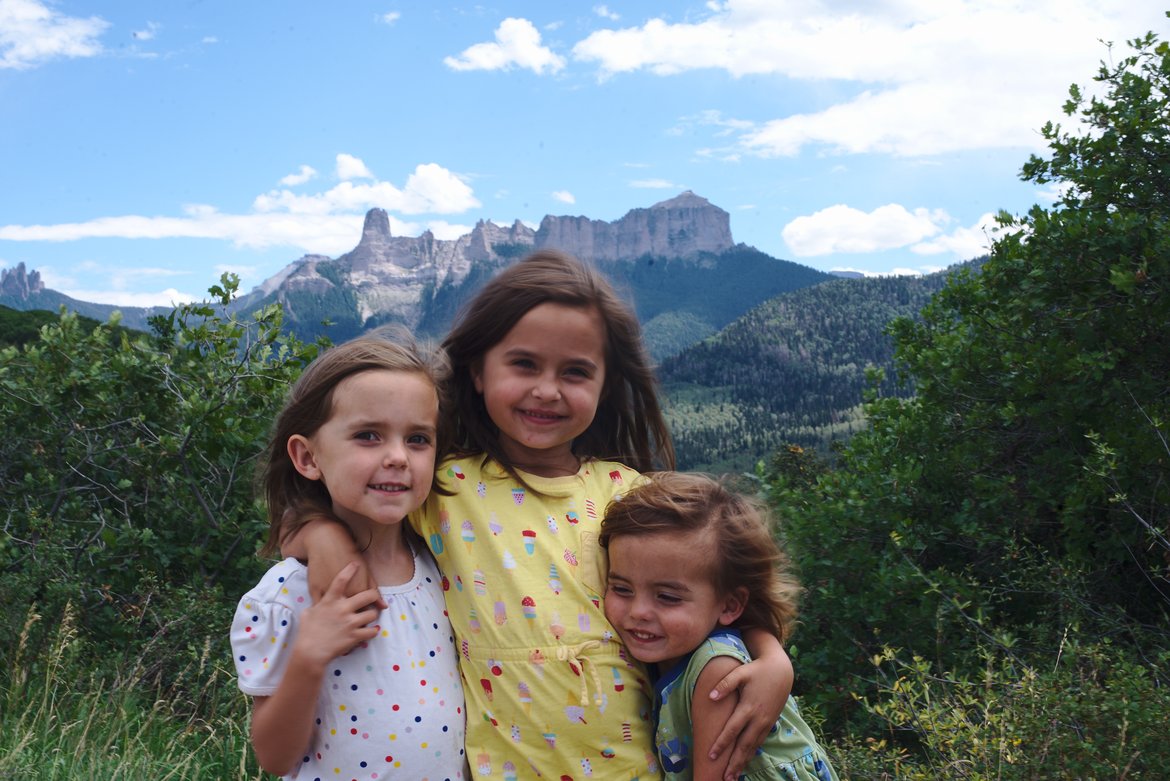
[717,586,749,627]
[287,435,322,481]
[471,361,485,394]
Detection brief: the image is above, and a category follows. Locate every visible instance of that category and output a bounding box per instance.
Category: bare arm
[281,515,376,603]
[690,655,744,781]
[707,628,792,781]
[249,563,381,775]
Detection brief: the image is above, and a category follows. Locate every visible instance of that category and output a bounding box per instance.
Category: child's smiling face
[288,369,438,535]
[472,302,606,476]
[603,529,746,670]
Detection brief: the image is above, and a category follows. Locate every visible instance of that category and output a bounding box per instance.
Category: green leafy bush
[0,275,321,683]
[833,642,1170,780]
[765,24,1170,761]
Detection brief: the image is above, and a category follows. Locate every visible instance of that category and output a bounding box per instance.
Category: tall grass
[1,603,263,780]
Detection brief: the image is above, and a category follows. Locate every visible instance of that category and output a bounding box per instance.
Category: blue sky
[1,1,1165,308]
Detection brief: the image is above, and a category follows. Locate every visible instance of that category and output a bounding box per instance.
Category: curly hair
[599,471,801,643]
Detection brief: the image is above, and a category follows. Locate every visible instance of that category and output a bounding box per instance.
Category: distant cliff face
[246,209,536,329]
[4,191,809,350]
[535,191,734,262]
[244,191,737,334]
[0,263,45,300]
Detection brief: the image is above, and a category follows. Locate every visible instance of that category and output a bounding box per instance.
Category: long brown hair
[259,330,450,557]
[443,249,675,475]
[599,471,800,643]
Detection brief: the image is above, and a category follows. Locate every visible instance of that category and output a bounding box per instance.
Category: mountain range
[1,192,969,469]
[0,192,833,360]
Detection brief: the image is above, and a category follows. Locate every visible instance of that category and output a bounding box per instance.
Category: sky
[1,1,1166,308]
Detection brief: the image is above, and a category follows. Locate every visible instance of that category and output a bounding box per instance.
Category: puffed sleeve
[230,561,307,696]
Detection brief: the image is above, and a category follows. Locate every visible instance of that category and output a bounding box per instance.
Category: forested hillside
[0,304,137,348]
[599,245,833,360]
[662,269,961,470]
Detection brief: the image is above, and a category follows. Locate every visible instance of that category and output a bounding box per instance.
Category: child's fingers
[346,592,385,625]
[721,729,763,781]
[708,662,748,702]
[705,664,752,763]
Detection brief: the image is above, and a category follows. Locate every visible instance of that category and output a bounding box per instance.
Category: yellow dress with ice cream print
[413,456,662,780]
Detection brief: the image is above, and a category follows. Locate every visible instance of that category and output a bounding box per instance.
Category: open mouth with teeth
[368,482,410,493]
[626,629,662,643]
[519,409,565,422]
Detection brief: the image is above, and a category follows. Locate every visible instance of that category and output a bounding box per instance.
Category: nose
[531,373,561,401]
[628,594,653,622]
[383,440,408,467]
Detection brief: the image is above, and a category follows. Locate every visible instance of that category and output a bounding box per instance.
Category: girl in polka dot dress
[230,334,467,780]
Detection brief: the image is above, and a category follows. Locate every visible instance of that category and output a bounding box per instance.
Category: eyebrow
[607,571,693,593]
[349,419,437,435]
[503,347,599,371]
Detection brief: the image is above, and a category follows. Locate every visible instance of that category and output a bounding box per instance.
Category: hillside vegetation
[1,25,1168,780]
[662,270,958,471]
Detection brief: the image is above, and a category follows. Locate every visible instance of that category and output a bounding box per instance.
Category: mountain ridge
[0,192,835,362]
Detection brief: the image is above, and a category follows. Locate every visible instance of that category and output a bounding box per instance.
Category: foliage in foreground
[0,276,320,682]
[768,24,1170,778]
[1,603,258,780]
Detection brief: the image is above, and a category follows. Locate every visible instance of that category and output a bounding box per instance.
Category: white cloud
[829,265,940,278]
[571,1,1165,157]
[40,264,199,307]
[0,162,482,256]
[336,153,374,181]
[910,212,1006,259]
[421,220,476,241]
[0,0,109,69]
[594,5,620,21]
[380,12,401,25]
[65,287,197,307]
[401,163,481,213]
[443,17,566,75]
[782,203,949,256]
[552,190,576,204]
[132,22,159,41]
[784,205,1012,262]
[279,165,318,187]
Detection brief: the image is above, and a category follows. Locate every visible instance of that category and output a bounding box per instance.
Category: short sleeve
[230,563,309,696]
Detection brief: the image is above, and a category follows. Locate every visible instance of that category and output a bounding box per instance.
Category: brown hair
[599,471,800,642]
[443,249,675,476]
[259,329,450,557]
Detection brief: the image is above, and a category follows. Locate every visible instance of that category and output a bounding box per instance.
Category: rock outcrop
[534,191,734,262]
[244,190,738,331]
[0,262,45,300]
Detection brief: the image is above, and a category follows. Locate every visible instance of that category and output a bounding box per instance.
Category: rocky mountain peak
[651,190,711,210]
[362,208,392,241]
[1,262,44,300]
[346,208,401,269]
[534,190,733,261]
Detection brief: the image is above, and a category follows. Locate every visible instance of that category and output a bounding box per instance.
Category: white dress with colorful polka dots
[231,551,467,781]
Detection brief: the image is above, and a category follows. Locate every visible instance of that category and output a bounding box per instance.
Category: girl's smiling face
[287,369,438,538]
[472,302,606,477]
[604,529,746,670]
